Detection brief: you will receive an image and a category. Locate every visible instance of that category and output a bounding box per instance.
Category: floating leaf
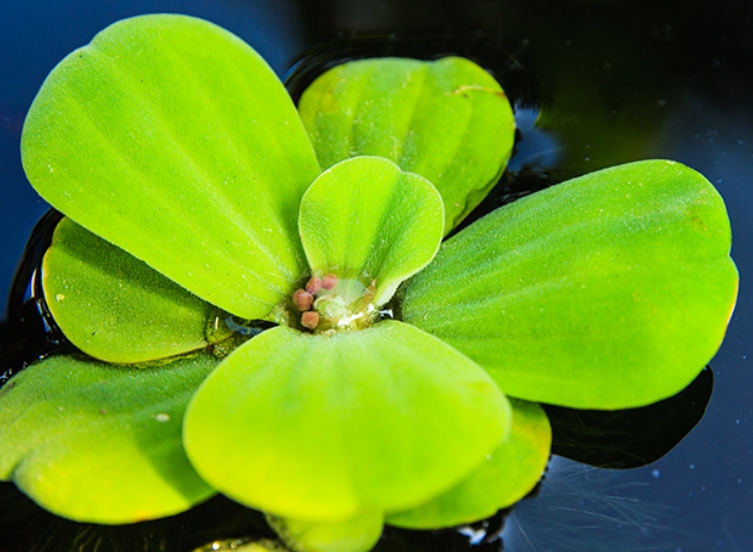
[385,400,550,529]
[298,57,515,231]
[299,157,444,306]
[403,160,738,409]
[184,321,510,522]
[21,14,320,319]
[0,353,218,523]
[268,511,383,552]
[42,217,214,363]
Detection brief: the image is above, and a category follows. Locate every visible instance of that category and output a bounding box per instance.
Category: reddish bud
[306,276,322,295]
[301,310,320,330]
[322,273,338,290]
[292,289,314,311]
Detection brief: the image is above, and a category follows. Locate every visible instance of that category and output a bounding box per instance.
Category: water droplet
[651,469,661,479]
[155,413,170,423]
[689,463,695,470]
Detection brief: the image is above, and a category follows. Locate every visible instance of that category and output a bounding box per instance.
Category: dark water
[1,1,752,551]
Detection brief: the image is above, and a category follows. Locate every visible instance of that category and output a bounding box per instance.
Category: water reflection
[504,457,685,552]
[546,368,714,469]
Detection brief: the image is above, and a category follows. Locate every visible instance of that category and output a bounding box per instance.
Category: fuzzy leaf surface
[21,14,320,319]
[298,57,515,232]
[385,400,550,529]
[0,354,218,523]
[403,160,739,409]
[299,157,444,306]
[183,321,510,522]
[43,218,214,363]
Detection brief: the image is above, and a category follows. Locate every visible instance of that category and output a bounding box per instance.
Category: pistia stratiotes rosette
[0,12,738,552]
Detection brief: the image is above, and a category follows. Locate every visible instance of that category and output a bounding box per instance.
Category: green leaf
[268,511,383,552]
[298,57,515,232]
[403,160,738,409]
[21,14,320,320]
[183,321,511,522]
[385,400,550,529]
[42,217,215,363]
[0,353,218,523]
[299,157,444,306]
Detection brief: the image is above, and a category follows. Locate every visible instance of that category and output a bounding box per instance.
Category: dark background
[1,1,752,551]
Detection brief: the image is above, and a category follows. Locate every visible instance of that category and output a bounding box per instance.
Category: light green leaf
[183,321,510,522]
[0,353,218,523]
[385,400,550,529]
[21,14,320,320]
[299,157,444,306]
[268,511,383,552]
[298,57,515,231]
[43,217,215,363]
[403,160,738,409]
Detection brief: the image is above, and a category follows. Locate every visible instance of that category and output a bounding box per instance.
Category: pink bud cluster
[292,274,339,330]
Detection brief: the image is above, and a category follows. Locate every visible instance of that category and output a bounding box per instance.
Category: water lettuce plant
[0,13,738,552]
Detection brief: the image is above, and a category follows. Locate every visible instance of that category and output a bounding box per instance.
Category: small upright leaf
[22,14,320,319]
[403,160,738,409]
[386,400,550,529]
[43,217,214,363]
[184,321,510,522]
[298,57,515,231]
[299,157,444,306]
[0,353,218,523]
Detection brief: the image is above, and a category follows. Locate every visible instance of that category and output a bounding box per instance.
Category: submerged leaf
[268,511,383,552]
[299,157,444,306]
[183,321,511,522]
[22,14,320,320]
[403,160,738,409]
[0,353,218,523]
[386,400,550,529]
[298,57,515,232]
[43,217,214,363]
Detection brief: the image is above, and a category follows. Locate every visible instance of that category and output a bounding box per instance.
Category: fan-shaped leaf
[22,14,320,319]
[403,160,738,409]
[298,57,515,232]
[299,157,444,306]
[43,217,214,363]
[0,354,218,523]
[183,321,510,521]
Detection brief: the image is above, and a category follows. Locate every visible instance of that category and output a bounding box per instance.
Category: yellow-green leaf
[299,157,444,306]
[0,354,218,523]
[386,400,550,529]
[43,218,214,363]
[22,14,320,319]
[403,160,738,409]
[183,321,510,522]
[298,57,515,232]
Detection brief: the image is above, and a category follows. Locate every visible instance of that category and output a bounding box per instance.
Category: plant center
[289,272,379,334]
